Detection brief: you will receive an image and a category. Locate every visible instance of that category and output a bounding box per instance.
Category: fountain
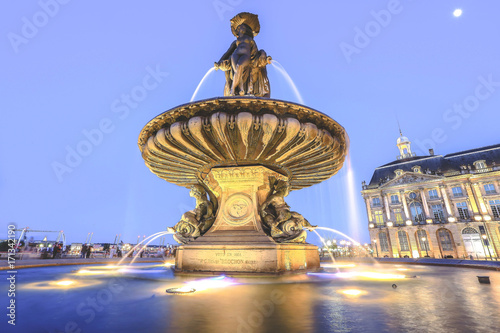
[138,12,348,274]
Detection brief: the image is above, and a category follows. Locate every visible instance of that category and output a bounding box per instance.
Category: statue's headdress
[231,12,260,37]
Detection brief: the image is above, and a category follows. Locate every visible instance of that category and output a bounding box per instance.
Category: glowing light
[321,263,356,268]
[338,289,365,297]
[448,217,456,222]
[426,219,433,224]
[474,215,482,221]
[309,271,407,280]
[405,220,412,226]
[369,223,375,228]
[55,280,75,286]
[185,275,237,292]
[164,262,175,267]
[484,215,491,221]
[396,268,409,271]
[386,222,393,227]
[453,8,462,17]
[166,286,196,294]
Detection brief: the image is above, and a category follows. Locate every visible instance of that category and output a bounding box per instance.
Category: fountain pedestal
[175,165,320,274]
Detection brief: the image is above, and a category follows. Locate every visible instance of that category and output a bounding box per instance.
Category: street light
[421,237,429,257]
[372,239,379,258]
[482,234,493,260]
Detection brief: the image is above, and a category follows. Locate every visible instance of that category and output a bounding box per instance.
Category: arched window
[437,229,453,251]
[416,229,429,252]
[410,202,424,223]
[398,231,410,251]
[462,227,479,234]
[379,232,389,252]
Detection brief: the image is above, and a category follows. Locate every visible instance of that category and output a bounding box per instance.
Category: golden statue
[215,12,271,97]
[170,185,216,244]
[260,178,316,243]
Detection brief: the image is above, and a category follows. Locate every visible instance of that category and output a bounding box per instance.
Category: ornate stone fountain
[138,12,348,274]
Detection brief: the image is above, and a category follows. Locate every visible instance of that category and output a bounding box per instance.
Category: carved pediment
[380,172,442,188]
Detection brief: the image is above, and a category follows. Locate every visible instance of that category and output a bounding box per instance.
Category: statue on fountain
[170,185,217,244]
[260,177,316,243]
[214,12,272,97]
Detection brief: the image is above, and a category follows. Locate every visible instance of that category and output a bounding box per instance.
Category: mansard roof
[366,143,500,189]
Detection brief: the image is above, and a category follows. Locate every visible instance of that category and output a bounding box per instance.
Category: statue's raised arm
[214,12,271,97]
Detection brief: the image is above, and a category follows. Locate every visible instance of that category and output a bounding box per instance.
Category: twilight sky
[1,0,500,246]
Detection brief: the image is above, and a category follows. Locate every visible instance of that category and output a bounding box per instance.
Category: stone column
[365,197,373,222]
[383,194,391,220]
[440,185,453,215]
[419,188,431,218]
[472,182,488,214]
[464,182,479,214]
[400,190,410,219]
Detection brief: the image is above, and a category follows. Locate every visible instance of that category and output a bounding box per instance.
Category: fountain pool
[5,262,500,332]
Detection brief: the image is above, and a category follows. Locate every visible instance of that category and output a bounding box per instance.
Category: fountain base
[175,241,320,275]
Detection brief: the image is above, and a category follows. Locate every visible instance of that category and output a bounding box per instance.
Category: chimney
[429,148,434,156]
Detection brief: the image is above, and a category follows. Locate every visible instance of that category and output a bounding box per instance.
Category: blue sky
[1,0,500,246]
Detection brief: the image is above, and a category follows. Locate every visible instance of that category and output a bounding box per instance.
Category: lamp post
[482,234,493,261]
[373,239,379,258]
[421,237,429,257]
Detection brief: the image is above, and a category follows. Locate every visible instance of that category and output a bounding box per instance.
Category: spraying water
[129,231,174,265]
[190,67,216,102]
[310,229,339,273]
[271,60,305,104]
[344,153,363,242]
[117,231,173,266]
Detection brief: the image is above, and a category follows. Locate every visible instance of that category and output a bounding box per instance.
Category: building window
[416,229,429,253]
[428,189,439,200]
[431,204,445,222]
[394,209,404,225]
[452,186,463,197]
[409,192,417,200]
[410,202,425,223]
[489,199,500,219]
[372,198,381,207]
[398,231,410,251]
[374,211,384,226]
[412,166,421,173]
[379,232,389,252]
[484,184,496,195]
[474,160,486,169]
[394,169,403,177]
[390,194,399,204]
[437,229,454,252]
[456,202,470,220]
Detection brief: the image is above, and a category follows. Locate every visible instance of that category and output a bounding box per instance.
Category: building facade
[362,136,500,259]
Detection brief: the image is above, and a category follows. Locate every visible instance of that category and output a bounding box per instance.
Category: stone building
[361,135,500,259]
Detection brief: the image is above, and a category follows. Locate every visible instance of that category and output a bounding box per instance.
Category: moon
[453,8,463,17]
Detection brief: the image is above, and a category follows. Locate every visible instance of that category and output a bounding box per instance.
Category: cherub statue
[170,185,216,244]
[214,12,271,97]
[260,178,316,243]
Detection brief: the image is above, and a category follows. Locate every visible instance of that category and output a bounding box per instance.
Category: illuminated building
[362,135,500,259]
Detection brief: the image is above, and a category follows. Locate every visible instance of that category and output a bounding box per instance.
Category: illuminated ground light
[184,275,238,292]
[338,289,367,297]
[321,263,356,268]
[23,279,101,290]
[166,286,196,294]
[309,271,407,280]
[164,262,175,267]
